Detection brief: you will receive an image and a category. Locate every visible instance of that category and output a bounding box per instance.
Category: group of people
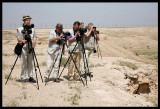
[16,15,100,83]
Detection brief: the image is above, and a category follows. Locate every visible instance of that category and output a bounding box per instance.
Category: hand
[75,31,80,37]
[93,29,97,34]
[60,33,64,38]
[90,26,94,30]
[22,40,27,44]
[32,44,34,49]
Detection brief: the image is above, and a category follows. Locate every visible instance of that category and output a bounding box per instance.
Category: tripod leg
[84,50,92,82]
[31,51,39,90]
[70,52,85,86]
[66,42,85,86]
[95,39,100,59]
[82,49,88,85]
[45,51,60,85]
[58,42,78,79]
[32,49,43,82]
[81,40,91,85]
[58,54,70,79]
[5,56,19,85]
[57,47,64,78]
[97,42,102,59]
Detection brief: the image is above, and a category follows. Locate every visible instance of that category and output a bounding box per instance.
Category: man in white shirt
[44,23,64,83]
[16,15,37,83]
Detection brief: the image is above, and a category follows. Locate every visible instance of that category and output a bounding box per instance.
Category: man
[16,15,37,83]
[67,21,82,81]
[81,23,100,75]
[80,22,84,28]
[44,23,64,83]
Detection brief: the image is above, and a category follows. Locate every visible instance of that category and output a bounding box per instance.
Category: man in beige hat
[16,14,37,83]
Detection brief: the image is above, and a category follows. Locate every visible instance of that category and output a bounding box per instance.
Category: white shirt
[47,30,61,54]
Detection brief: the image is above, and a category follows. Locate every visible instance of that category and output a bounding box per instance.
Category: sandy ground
[2,27,158,107]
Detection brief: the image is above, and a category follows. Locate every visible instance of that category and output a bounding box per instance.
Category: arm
[93,29,100,41]
[85,26,93,38]
[68,31,79,42]
[50,33,63,43]
[32,37,37,48]
[17,36,27,44]
[16,29,27,44]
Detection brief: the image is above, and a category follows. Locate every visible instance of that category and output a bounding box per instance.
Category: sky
[2,2,158,29]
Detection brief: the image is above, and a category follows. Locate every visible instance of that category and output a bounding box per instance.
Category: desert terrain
[2,27,158,107]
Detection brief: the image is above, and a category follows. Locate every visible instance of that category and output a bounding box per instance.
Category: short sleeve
[49,31,56,40]
[33,30,37,38]
[16,29,21,37]
[67,35,72,40]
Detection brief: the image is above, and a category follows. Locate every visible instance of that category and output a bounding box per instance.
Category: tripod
[94,34,102,59]
[45,38,85,86]
[79,34,93,85]
[44,42,64,85]
[59,34,92,86]
[5,39,43,90]
[27,35,43,90]
[5,55,19,85]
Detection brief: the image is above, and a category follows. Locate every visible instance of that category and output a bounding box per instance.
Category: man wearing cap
[16,15,37,83]
[44,23,64,83]
[67,21,83,81]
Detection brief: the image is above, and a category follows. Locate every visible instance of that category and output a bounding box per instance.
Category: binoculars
[21,23,34,34]
[77,27,87,35]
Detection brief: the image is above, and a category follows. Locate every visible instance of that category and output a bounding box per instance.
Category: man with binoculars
[81,23,100,75]
[44,23,64,83]
[16,15,37,83]
[67,21,84,81]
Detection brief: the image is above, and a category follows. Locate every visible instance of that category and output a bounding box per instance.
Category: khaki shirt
[84,30,95,50]
[68,29,81,52]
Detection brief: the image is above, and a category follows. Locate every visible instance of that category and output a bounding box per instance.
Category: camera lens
[31,24,34,28]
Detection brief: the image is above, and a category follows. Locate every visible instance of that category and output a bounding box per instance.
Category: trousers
[20,48,33,79]
[44,49,61,79]
[80,49,93,74]
[68,52,81,80]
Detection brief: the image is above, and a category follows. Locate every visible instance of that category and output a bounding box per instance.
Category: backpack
[14,43,24,55]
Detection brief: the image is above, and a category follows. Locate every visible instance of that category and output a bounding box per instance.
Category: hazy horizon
[2,2,158,29]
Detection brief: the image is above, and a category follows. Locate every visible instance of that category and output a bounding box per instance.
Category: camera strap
[55,30,61,36]
[73,28,77,36]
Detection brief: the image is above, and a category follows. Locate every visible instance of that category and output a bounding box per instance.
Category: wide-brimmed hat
[22,15,32,21]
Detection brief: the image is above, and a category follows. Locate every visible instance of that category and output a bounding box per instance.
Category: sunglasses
[57,27,62,30]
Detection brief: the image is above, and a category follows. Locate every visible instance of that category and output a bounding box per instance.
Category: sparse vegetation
[4,73,13,80]
[6,99,19,107]
[118,60,138,70]
[89,63,104,68]
[23,93,27,99]
[4,40,11,44]
[41,61,46,66]
[3,53,13,56]
[123,46,127,49]
[60,57,68,66]
[38,37,48,43]
[70,93,81,105]
[133,50,158,60]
